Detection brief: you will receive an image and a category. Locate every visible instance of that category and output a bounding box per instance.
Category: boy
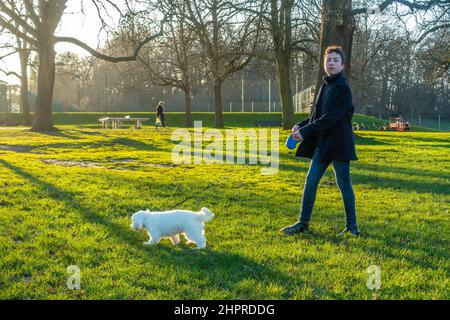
[281,46,361,236]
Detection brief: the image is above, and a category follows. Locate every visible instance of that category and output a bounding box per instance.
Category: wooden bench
[99,117,149,129]
[255,120,282,128]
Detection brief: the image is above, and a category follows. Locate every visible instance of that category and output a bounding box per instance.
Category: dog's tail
[197,207,214,222]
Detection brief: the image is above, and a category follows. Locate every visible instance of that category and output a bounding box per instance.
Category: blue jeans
[299,148,358,231]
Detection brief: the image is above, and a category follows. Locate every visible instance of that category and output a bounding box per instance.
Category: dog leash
[166,183,216,211]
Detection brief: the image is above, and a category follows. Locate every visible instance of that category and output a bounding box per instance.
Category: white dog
[130,207,214,249]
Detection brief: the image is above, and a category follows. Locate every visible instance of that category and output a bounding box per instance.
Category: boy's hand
[291,125,303,141]
[292,132,303,141]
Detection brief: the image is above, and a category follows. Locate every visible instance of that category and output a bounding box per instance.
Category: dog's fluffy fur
[130,207,214,249]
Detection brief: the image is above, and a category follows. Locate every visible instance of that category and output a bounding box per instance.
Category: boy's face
[324,52,344,76]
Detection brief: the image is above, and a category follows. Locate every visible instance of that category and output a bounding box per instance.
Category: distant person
[281,46,361,237]
[156,101,166,128]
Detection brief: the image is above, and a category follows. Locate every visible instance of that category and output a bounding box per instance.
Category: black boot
[337,227,362,237]
[280,221,309,235]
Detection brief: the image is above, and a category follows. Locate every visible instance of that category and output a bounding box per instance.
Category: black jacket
[296,72,358,161]
[156,105,164,118]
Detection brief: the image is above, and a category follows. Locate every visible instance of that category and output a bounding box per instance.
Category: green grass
[0,111,442,132]
[0,113,448,299]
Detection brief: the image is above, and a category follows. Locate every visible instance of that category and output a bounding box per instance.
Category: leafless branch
[55,15,167,63]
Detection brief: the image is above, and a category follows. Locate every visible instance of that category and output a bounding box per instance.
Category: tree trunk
[268,0,295,130]
[77,81,81,110]
[276,51,295,130]
[184,86,193,127]
[315,0,355,102]
[381,73,389,112]
[19,49,31,126]
[213,79,223,128]
[31,36,56,132]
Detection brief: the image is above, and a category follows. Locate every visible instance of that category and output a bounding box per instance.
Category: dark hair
[324,46,346,65]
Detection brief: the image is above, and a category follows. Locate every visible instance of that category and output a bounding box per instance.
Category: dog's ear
[201,207,212,215]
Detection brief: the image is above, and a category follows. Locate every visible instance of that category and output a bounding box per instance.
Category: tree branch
[0,1,38,37]
[0,49,18,60]
[0,16,38,45]
[55,16,167,63]
[23,0,40,27]
[413,23,450,43]
[291,38,316,47]
[292,46,318,62]
[0,67,21,79]
[351,0,438,16]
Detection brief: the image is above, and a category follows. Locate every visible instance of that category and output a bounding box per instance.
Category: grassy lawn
[0,113,448,299]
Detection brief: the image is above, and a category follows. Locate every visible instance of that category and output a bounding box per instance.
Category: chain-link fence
[409,117,450,132]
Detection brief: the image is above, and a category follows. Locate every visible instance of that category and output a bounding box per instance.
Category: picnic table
[99,117,149,129]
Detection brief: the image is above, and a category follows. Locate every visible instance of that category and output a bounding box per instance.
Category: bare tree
[136,1,205,126]
[16,36,31,124]
[349,4,449,118]
[54,52,93,111]
[172,0,262,128]
[267,0,320,129]
[232,0,320,129]
[0,0,168,131]
[0,7,33,125]
[314,0,449,102]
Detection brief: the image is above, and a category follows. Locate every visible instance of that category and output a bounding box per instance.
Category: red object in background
[389,117,411,132]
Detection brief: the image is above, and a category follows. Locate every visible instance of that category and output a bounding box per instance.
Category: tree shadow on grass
[330,220,450,275]
[65,129,104,136]
[276,217,448,274]
[353,162,450,181]
[109,137,169,152]
[0,144,34,153]
[0,158,344,299]
[389,134,450,145]
[278,161,450,195]
[29,128,84,140]
[27,137,171,155]
[219,179,449,273]
[353,134,391,146]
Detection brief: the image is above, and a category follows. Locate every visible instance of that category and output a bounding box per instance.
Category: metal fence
[409,116,450,131]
